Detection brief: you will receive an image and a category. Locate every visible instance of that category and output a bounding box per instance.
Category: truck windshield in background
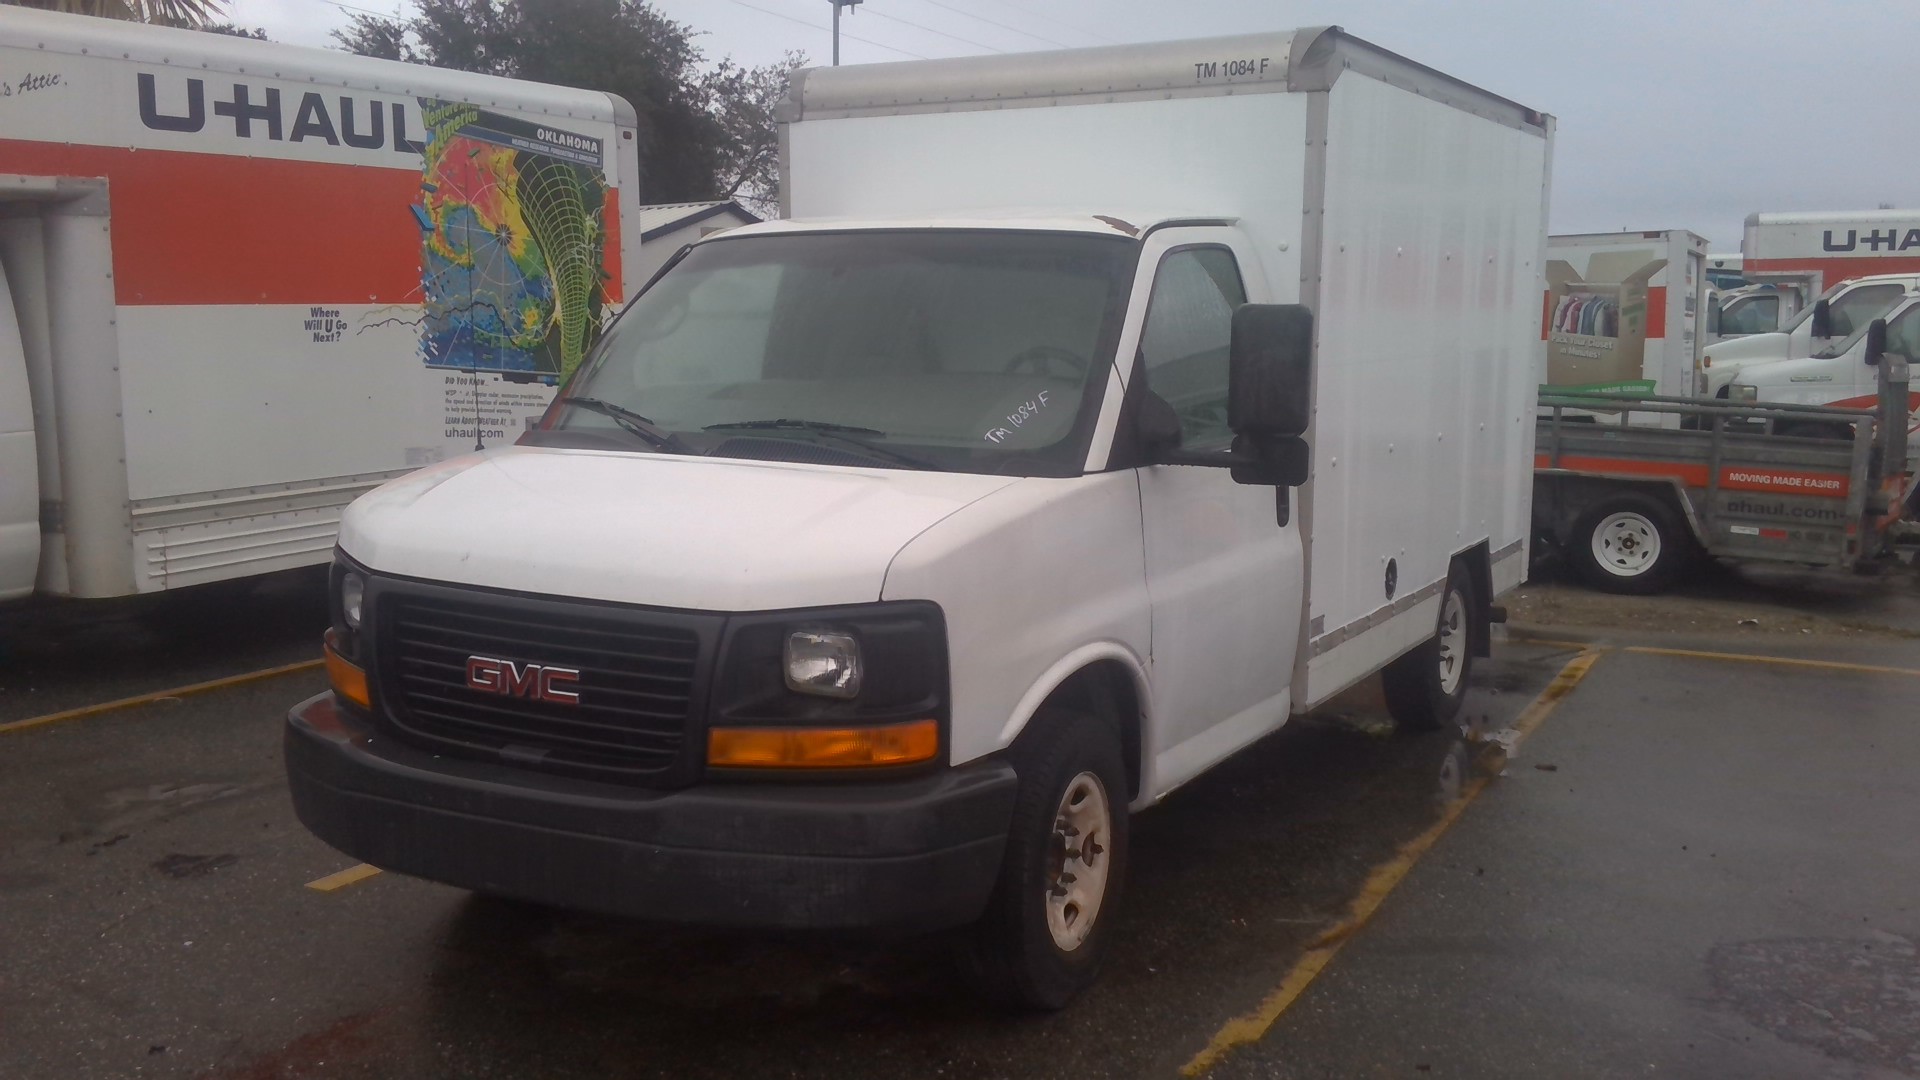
[542,230,1139,476]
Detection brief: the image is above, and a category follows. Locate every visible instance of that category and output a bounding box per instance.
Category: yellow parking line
[0,658,326,735]
[1623,645,1920,679]
[306,863,383,892]
[1180,648,1605,1077]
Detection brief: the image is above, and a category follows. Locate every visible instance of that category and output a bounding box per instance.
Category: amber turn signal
[323,628,371,710]
[707,719,939,768]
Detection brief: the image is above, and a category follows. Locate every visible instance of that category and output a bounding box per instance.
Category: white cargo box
[779,28,1553,708]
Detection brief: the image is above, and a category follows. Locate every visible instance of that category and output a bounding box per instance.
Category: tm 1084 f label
[1194,57,1272,80]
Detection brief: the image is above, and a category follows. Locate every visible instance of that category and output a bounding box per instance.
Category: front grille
[377,586,712,784]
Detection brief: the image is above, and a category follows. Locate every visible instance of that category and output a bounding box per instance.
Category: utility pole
[829,0,862,66]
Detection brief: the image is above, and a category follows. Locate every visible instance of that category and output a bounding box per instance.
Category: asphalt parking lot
[2,567,1917,1079]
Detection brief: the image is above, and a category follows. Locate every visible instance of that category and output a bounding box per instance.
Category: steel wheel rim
[1045,771,1112,952]
[1436,586,1467,696]
[1592,511,1661,577]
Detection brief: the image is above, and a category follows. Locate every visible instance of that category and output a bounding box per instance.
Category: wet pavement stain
[196,1010,385,1080]
[154,853,238,879]
[1709,933,1920,1072]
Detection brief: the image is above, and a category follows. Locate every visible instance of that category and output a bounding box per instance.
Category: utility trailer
[1533,352,1912,593]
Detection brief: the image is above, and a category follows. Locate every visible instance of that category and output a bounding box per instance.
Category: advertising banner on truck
[1543,232,1707,404]
[415,100,613,382]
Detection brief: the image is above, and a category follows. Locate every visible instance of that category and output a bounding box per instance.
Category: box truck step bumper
[284,693,1016,931]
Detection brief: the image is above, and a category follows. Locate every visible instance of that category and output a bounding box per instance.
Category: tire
[958,709,1129,1010]
[1383,561,1476,732]
[1572,494,1690,595]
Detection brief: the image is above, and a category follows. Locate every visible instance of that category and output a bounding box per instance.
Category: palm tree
[4,0,229,26]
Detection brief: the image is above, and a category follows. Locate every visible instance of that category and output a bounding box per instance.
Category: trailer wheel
[1573,495,1688,595]
[1383,562,1476,732]
[958,709,1129,1010]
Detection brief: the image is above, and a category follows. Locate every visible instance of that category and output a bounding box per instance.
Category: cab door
[1125,228,1304,795]
[0,244,39,601]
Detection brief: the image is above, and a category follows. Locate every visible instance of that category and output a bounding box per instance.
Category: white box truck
[285,28,1551,1007]
[0,8,643,602]
[1543,230,1708,401]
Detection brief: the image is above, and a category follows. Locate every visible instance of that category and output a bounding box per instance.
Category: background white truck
[1701,274,1920,398]
[1544,230,1707,400]
[0,8,643,603]
[285,28,1551,1007]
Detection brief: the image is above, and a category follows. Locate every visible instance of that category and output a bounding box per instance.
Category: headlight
[711,601,946,722]
[785,630,861,699]
[1729,384,1758,403]
[340,571,365,630]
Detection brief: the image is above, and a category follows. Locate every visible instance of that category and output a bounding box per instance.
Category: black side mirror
[1864,318,1887,367]
[1229,304,1312,437]
[1227,304,1313,487]
[1810,298,1832,339]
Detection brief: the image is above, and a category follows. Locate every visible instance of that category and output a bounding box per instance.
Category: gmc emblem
[465,655,581,704]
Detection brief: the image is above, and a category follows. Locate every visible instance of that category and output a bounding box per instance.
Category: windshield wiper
[703,419,936,470]
[559,397,695,454]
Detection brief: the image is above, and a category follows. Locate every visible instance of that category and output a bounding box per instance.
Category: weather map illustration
[412,100,613,381]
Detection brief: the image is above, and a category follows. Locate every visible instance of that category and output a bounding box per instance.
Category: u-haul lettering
[1821,227,1920,253]
[137,72,424,154]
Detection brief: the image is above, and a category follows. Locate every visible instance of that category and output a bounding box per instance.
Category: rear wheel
[1383,562,1476,732]
[959,709,1129,1010]
[1573,494,1689,595]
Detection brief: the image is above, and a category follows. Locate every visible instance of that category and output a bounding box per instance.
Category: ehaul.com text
[1725,499,1844,522]
[1724,471,1843,492]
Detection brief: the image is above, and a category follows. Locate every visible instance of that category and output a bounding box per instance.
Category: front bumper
[284,693,1017,930]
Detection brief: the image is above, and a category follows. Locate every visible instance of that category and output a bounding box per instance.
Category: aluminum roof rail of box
[1746,210,1920,228]
[779,26,1549,136]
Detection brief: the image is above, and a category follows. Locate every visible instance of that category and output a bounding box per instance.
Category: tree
[335,0,801,208]
[3,0,227,26]
[199,22,267,39]
[703,52,805,215]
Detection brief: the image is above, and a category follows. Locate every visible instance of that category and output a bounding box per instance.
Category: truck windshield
[538,230,1138,476]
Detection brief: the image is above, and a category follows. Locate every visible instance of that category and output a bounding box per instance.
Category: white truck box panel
[1303,73,1547,705]
[786,92,1307,302]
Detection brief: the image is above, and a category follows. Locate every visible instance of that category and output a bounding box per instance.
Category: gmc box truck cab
[285,29,1552,1007]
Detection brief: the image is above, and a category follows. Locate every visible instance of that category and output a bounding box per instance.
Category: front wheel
[958,710,1129,1010]
[1383,562,1476,732]
[1573,494,1690,595]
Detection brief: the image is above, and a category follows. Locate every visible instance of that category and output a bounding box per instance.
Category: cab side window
[1885,307,1920,363]
[1829,284,1903,338]
[1138,247,1247,449]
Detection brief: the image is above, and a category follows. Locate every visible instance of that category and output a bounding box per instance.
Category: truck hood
[338,446,1024,610]
[1702,331,1793,391]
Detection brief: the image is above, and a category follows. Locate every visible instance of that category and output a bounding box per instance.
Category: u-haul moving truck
[1543,230,1708,412]
[285,27,1551,1007]
[1744,209,1920,302]
[0,8,642,602]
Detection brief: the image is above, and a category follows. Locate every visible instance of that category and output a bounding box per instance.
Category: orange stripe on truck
[1,139,624,307]
[1643,285,1666,339]
[4,139,422,305]
[1746,255,1920,284]
[1535,453,1851,497]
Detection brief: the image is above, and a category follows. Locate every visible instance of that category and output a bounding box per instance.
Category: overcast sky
[224,0,1917,250]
